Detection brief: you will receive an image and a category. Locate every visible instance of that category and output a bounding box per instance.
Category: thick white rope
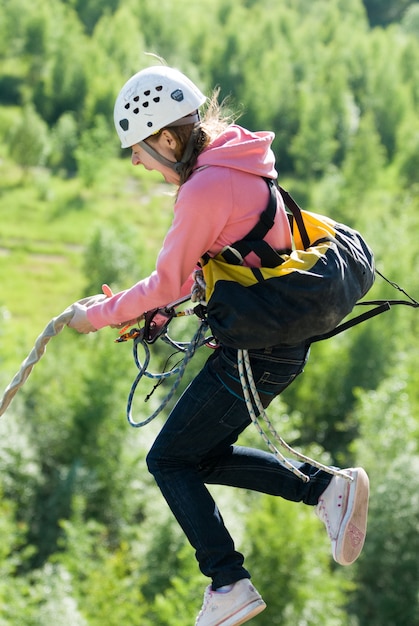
[0,306,75,417]
[237,349,353,483]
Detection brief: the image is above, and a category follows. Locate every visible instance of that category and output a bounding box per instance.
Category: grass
[0,154,175,372]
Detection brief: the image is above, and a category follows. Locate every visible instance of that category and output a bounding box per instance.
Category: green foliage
[395,110,419,187]
[74,114,117,185]
[1,0,419,624]
[340,110,387,203]
[55,503,150,626]
[82,224,140,295]
[363,0,418,26]
[244,496,353,625]
[49,112,79,174]
[350,377,419,624]
[7,103,50,169]
[402,3,419,35]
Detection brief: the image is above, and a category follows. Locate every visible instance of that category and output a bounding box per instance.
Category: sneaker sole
[334,467,369,566]
[219,598,266,626]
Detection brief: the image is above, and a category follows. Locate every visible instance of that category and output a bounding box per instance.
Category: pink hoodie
[87,125,292,329]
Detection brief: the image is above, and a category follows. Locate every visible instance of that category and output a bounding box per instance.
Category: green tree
[350,377,419,625]
[55,504,151,626]
[244,494,352,625]
[71,0,120,35]
[395,111,419,187]
[363,0,418,26]
[74,114,116,185]
[82,224,139,295]
[353,28,412,159]
[340,110,386,207]
[7,103,50,169]
[401,3,419,35]
[49,111,79,174]
[31,1,89,124]
[0,487,35,622]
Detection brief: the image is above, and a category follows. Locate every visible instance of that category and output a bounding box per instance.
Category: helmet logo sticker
[171,89,184,102]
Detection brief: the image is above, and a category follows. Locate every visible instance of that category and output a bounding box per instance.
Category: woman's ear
[160,129,178,150]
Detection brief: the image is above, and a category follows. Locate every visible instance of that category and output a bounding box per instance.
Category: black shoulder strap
[242,177,277,241]
[221,178,316,265]
[277,184,311,249]
[219,178,288,267]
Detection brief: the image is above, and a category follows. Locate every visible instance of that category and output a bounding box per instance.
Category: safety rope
[0,306,74,417]
[126,320,209,427]
[237,349,353,483]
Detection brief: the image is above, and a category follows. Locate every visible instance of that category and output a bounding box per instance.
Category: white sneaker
[195,578,266,626]
[315,467,369,566]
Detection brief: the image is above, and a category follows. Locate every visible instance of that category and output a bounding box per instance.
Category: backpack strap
[218,178,289,268]
[277,185,311,249]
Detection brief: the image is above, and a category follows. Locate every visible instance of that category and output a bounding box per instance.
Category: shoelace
[195,586,214,624]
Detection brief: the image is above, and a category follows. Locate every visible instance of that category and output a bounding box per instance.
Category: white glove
[68,284,114,334]
[68,302,97,334]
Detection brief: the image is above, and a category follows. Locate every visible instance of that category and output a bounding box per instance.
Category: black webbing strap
[242,177,277,240]
[277,184,311,249]
[309,297,419,344]
[219,178,289,267]
[220,179,313,266]
[309,302,391,343]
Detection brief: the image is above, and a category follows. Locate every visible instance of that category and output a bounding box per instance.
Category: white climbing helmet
[114,66,207,148]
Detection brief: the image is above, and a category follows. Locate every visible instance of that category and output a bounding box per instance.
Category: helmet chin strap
[139,116,201,175]
[139,140,179,171]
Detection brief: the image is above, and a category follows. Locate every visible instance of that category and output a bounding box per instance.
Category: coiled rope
[237,349,353,483]
[126,320,209,427]
[0,306,75,417]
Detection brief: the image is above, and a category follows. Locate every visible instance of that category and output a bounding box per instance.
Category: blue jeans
[146,343,333,589]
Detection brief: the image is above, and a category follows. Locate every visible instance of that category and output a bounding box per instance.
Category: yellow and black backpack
[201,178,377,349]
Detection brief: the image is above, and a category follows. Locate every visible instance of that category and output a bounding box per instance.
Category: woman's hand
[68,302,97,334]
[68,284,114,334]
[68,284,143,333]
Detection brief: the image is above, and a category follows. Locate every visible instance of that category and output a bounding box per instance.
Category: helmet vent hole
[153,97,160,103]
[124,103,130,109]
[156,85,163,91]
[133,96,139,102]
[133,108,139,114]
[144,90,150,96]
[143,102,149,108]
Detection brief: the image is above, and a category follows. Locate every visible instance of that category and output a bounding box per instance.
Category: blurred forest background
[1,0,419,624]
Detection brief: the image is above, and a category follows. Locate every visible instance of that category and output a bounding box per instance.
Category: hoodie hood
[196,124,278,179]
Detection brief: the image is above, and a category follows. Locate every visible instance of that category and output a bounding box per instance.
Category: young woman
[69,65,369,626]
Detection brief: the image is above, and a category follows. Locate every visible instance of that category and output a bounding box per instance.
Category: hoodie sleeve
[86,167,234,329]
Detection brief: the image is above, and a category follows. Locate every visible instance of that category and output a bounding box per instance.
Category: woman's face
[131,130,181,185]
